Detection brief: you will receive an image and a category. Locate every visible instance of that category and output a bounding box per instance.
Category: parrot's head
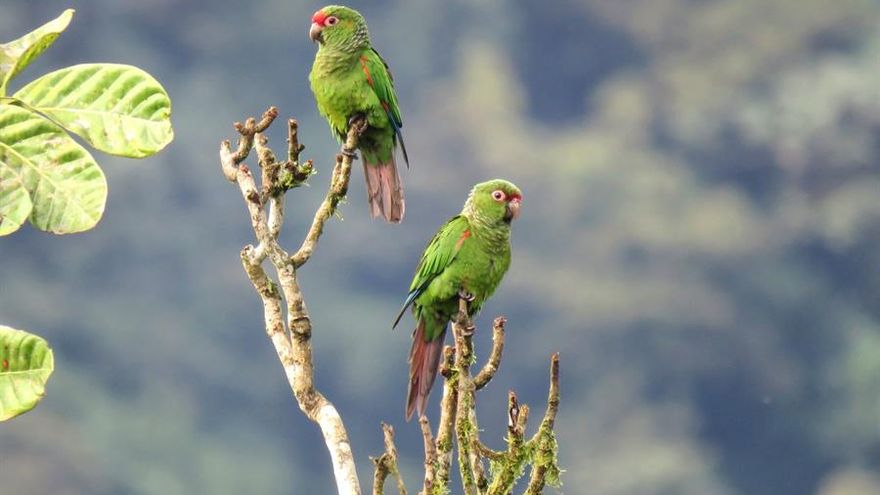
[465,179,523,225]
[309,5,370,51]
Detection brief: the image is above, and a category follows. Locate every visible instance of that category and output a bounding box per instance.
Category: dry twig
[372,423,407,495]
[419,416,437,495]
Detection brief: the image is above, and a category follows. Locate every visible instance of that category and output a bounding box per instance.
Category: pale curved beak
[505,198,521,222]
[309,22,323,43]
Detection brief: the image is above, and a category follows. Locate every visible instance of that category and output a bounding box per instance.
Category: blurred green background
[2,0,880,493]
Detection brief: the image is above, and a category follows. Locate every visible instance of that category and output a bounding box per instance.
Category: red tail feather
[363,156,405,223]
[406,320,445,420]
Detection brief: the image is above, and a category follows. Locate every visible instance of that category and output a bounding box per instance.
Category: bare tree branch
[474,316,506,390]
[419,416,437,495]
[291,120,363,268]
[372,423,407,495]
[219,107,362,495]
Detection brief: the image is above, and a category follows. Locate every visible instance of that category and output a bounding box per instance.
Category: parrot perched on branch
[308,5,408,223]
[393,179,522,420]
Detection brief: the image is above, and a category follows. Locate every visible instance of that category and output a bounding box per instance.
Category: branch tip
[291,123,360,268]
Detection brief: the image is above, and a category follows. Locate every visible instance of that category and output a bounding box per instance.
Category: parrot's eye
[491,190,506,202]
[325,16,339,26]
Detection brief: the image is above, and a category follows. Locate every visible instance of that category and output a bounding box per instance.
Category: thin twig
[220,107,278,181]
[288,118,305,164]
[373,455,391,495]
[291,118,365,268]
[474,316,506,390]
[469,404,488,493]
[524,353,561,495]
[419,416,437,495]
[486,392,529,495]
[434,345,457,490]
[372,423,407,495]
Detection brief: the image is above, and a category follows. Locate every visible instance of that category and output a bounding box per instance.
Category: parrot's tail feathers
[406,321,445,421]
[363,157,405,223]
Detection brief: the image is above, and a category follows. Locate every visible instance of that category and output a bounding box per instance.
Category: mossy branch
[387,294,562,495]
[452,299,481,495]
[524,354,562,494]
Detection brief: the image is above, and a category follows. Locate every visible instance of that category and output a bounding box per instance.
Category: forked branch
[393,295,562,495]
[220,107,562,495]
[219,107,364,495]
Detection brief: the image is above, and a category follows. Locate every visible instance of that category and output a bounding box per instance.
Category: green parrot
[393,179,522,420]
[308,5,408,223]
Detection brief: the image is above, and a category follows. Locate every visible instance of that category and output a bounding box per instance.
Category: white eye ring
[492,190,506,202]
[326,16,339,26]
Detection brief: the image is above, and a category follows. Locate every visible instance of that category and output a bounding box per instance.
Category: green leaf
[14,63,174,157]
[0,150,33,236]
[0,105,106,234]
[0,9,74,95]
[0,325,54,421]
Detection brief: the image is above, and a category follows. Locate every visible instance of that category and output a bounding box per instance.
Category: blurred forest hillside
[2,0,880,494]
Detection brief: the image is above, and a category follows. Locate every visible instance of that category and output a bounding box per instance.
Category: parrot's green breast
[309,49,395,164]
[414,220,512,341]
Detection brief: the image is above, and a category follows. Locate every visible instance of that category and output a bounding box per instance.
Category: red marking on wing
[455,229,471,250]
[1,359,8,370]
[359,56,375,88]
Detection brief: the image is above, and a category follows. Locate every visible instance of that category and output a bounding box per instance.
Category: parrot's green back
[395,179,523,419]
[308,5,407,222]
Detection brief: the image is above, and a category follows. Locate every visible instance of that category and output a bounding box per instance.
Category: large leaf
[0,9,74,95]
[0,151,33,236]
[14,63,173,157]
[0,326,54,421]
[0,105,106,234]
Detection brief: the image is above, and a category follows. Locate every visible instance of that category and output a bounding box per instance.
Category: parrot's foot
[341,148,359,160]
[458,289,476,302]
[347,114,368,136]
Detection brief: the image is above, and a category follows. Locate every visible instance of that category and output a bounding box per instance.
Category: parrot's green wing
[361,48,402,126]
[361,48,408,164]
[393,215,471,328]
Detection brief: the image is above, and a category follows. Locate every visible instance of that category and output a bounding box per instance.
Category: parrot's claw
[347,114,367,136]
[341,148,359,160]
[458,289,476,302]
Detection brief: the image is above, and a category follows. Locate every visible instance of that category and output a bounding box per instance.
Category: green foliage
[0,153,31,235]
[0,105,106,234]
[13,64,173,158]
[0,8,173,423]
[0,326,54,421]
[0,8,72,95]
[0,9,173,235]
